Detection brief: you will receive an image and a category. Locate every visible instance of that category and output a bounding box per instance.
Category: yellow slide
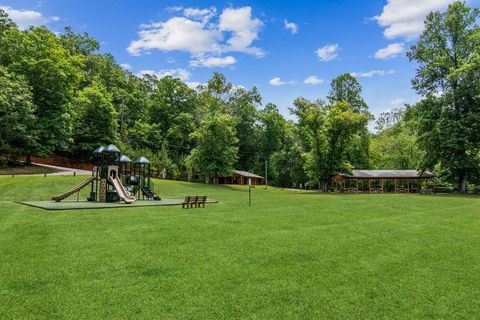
[109,176,136,204]
[52,176,95,202]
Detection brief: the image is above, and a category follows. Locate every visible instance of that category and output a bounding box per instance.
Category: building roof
[339,170,435,179]
[234,170,263,179]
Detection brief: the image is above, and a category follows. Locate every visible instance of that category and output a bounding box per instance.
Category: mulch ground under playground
[20,199,218,210]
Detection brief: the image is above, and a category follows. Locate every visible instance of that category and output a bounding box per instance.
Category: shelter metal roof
[103,144,121,153]
[234,170,264,179]
[93,146,105,154]
[135,156,151,164]
[339,170,435,179]
[116,155,132,163]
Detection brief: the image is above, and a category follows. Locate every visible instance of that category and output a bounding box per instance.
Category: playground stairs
[141,186,161,200]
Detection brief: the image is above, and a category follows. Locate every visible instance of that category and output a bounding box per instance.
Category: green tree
[270,122,306,187]
[407,1,480,192]
[0,9,15,35]
[187,113,239,182]
[0,66,36,158]
[327,73,369,113]
[230,87,262,171]
[258,103,289,183]
[370,115,423,170]
[3,27,83,155]
[328,73,372,169]
[126,121,163,152]
[157,141,176,179]
[291,98,369,190]
[72,84,118,158]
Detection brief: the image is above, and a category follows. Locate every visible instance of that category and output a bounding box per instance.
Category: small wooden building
[212,170,264,185]
[334,170,435,193]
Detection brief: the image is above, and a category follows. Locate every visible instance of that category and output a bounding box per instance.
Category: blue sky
[2,0,478,122]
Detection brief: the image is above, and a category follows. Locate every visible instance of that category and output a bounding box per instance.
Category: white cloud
[127,17,222,56]
[269,77,287,86]
[219,7,264,57]
[190,55,236,68]
[164,6,183,13]
[304,76,324,85]
[128,6,264,67]
[351,70,395,78]
[390,98,406,106]
[138,68,191,81]
[284,19,298,34]
[120,63,132,70]
[0,5,59,29]
[185,81,205,89]
[316,44,339,62]
[374,43,404,59]
[269,77,296,86]
[374,0,453,39]
[183,7,216,23]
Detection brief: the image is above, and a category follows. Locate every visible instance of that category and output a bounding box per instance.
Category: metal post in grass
[74,171,76,177]
[264,160,268,190]
[12,170,15,178]
[248,177,252,206]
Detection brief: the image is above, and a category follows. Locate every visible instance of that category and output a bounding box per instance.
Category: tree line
[1,2,479,192]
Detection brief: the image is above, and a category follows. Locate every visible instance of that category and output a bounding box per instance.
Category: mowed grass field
[1,176,480,319]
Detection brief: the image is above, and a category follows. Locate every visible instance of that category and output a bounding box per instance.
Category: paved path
[30,163,92,176]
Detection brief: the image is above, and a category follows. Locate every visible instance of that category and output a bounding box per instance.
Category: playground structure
[52,144,160,203]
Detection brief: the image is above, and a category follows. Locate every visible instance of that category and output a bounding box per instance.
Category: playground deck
[20,199,218,210]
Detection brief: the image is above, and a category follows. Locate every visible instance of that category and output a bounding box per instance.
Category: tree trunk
[458,172,467,193]
[25,155,32,165]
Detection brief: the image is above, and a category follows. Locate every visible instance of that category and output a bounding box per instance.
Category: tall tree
[0,9,15,35]
[327,73,372,169]
[407,1,480,192]
[291,98,369,190]
[3,27,83,155]
[72,83,118,158]
[327,73,369,113]
[187,113,238,182]
[230,87,261,171]
[0,66,36,158]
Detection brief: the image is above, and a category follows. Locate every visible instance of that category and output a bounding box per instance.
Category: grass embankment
[1,176,480,319]
[0,164,59,176]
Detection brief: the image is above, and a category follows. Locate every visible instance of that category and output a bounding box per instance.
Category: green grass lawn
[1,176,480,319]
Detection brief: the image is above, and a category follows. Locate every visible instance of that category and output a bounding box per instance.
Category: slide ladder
[52,176,95,202]
[109,176,136,204]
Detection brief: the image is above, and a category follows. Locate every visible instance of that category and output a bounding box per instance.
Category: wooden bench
[196,196,207,208]
[182,196,208,208]
[182,196,196,208]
